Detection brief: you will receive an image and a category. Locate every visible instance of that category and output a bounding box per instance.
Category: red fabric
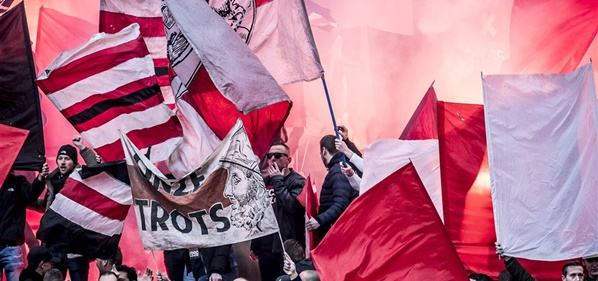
[502,0,598,74]
[438,101,563,279]
[183,68,291,158]
[297,176,319,252]
[311,163,468,281]
[400,83,438,140]
[0,124,29,186]
[35,7,97,74]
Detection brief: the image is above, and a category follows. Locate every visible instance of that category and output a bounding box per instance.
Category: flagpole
[304,175,311,258]
[321,76,346,163]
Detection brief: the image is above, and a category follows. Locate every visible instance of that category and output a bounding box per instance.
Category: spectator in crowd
[163,249,191,281]
[306,135,358,239]
[96,248,122,274]
[35,137,100,281]
[583,255,598,281]
[1,164,48,281]
[189,245,236,281]
[19,246,60,281]
[252,142,306,281]
[116,265,137,281]
[43,269,63,281]
[275,240,315,281]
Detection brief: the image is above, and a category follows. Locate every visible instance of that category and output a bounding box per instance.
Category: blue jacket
[315,153,358,238]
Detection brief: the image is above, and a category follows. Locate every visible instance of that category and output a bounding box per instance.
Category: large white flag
[121,119,279,250]
[483,63,598,260]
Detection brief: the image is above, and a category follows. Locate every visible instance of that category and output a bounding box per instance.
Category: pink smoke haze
[10,0,596,279]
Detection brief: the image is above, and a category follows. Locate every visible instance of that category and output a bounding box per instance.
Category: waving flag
[122,119,279,250]
[484,63,598,260]
[163,0,292,176]
[0,3,45,170]
[37,162,131,259]
[36,24,182,162]
[311,163,468,281]
[0,124,29,186]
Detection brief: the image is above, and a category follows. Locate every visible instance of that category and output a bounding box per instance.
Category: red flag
[438,101,563,279]
[35,7,97,74]
[0,124,29,186]
[297,176,318,255]
[311,163,468,281]
[400,82,438,140]
[502,0,598,74]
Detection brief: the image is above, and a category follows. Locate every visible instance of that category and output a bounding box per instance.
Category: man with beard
[35,136,99,281]
[251,143,305,281]
[305,135,358,239]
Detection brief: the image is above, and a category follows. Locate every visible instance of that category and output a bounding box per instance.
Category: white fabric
[347,174,361,192]
[69,169,132,205]
[51,194,124,236]
[166,99,221,178]
[361,139,443,220]
[349,153,364,172]
[48,56,154,109]
[248,0,324,84]
[483,63,598,261]
[163,0,289,113]
[38,24,141,76]
[101,0,162,17]
[81,105,176,147]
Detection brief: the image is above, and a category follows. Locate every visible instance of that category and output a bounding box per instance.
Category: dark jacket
[315,153,358,238]
[0,173,45,245]
[190,245,232,278]
[19,267,43,281]
[252,169,306,255]
[504,257,537,281]
[32,147,98,212]
[586,276,598,281]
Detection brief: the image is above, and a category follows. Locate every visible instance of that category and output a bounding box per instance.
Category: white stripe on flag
[81,105,175,148]
[42,24,142,74]
[48,56,155,110]
[144,36,167,59]
[69,170,132,205]
[101,0,162,17]
[51,194,124,236]
[160,86,175,105]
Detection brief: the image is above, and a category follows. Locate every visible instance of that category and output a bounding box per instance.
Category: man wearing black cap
[35,136,99,281]
[19,246,60,281]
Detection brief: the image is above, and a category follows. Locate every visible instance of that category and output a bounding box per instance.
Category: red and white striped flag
[37,163,131,259]
[100,0,174,105]
[36,23,183,162]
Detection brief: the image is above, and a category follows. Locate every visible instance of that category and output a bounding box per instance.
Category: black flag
[0,2,45,170]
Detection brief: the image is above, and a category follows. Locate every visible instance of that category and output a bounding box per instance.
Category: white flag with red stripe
[36,23,183,162]
[37,162,131,259]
